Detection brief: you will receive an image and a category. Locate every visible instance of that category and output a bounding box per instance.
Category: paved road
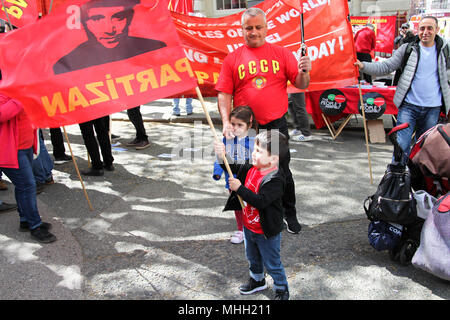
[0,99,448,301]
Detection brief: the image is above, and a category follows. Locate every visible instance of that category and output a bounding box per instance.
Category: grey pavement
[0,98,448,300]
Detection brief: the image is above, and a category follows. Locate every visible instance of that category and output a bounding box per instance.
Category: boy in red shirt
[215,130,290,300]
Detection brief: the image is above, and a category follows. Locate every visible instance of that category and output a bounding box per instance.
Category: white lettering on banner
[293,36,344,61]
[275,8,299,24]
[267,20,276,30]
[226,32,281,53]
[184,48,208,64]
[274,0,330,24]
[266,33,282,44]
[182,28,224,39]
[227,28,243,38]
[226,43,244,53]
[305,0,330,11]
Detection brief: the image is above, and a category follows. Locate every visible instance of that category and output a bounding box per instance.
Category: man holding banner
[216,7,311,235]
[355,16,450,163]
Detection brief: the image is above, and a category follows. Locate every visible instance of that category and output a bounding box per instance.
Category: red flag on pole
[0,0,39,27]
[170,0,358,96]
[0,0,197,128]
[168,0,192,14]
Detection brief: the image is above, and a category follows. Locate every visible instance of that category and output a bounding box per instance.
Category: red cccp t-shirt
[215,42,299,125]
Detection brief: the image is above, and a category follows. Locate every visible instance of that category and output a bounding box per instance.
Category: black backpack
[364,163,417,225]
[363,124,417,225]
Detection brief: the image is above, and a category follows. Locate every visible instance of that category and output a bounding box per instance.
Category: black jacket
[222,162,285,238]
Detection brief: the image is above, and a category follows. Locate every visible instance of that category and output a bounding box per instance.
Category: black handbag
[364,163,417,225]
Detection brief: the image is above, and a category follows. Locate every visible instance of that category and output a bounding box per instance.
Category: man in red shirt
[354,23,376,83]
[215,7,311,234]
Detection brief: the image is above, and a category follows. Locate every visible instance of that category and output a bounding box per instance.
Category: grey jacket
[362,35,450,116]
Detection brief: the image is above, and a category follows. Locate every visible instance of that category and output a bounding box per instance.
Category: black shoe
[20,221,52,232]
[0,202,17,213]
[125,138,140,147]
[239,278,267,295]
[103,164,115,172]
[30,227,57,243]
[284,216,301,234]
[54,154,72,165]
[36,182,46,194]
[135,140,150,150]
[45,176,55,185]
[81,168,104,176]
[273,289,290,300]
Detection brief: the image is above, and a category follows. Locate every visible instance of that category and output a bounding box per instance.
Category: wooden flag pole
[62,126,94,211]
[357,82,374,184]
[195,86,246,210]
[46,0,93,210]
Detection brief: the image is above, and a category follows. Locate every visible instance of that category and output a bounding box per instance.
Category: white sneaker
[230,231,244,244]
[290,129,302,136]
[293,134,313,142]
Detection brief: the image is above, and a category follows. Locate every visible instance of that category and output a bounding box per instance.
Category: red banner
[0,0,197,128]
[351,16,396,54]
[170,0,359,97]
[0,0,39,27]
[168,0,192,14]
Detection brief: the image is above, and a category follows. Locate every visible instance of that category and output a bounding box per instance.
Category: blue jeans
[395,102,441,163]
[243,227,288,292]
[1,148,42,230]
[173,98,193,114]
[32,130,54,183]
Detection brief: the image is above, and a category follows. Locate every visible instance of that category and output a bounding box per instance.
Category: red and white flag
[0,0,197,128]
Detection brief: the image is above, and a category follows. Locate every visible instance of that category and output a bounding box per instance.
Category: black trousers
[79,116,114,170]
[127,106,148,142]
[49,128,66,158]
[357,52,372,84]
[258,117,296,219]
[288,92,311,136]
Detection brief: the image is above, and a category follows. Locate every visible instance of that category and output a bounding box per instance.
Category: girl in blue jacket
[213,106,257,244]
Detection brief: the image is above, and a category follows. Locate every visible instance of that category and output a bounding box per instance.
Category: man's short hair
[255,130,288,163]
[420,16,438,27]
[401,23,409,29]
[241,7,266,26]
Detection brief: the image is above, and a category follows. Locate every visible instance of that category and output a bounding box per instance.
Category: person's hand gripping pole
[195,87,246,209]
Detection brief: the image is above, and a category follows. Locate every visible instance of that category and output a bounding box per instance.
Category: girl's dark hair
[230,105,258,132]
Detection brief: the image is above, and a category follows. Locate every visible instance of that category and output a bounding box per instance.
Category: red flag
[170,0,358,96]
[0,0,197,128]
[168,0,192,14]
[351,16,396,54]
[0,0,39,27]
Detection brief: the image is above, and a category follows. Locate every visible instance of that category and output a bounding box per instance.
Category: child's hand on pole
[214,140,226,158]
[228,177,242,192]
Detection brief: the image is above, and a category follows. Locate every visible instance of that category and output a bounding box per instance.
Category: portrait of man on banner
[53,0,167,74]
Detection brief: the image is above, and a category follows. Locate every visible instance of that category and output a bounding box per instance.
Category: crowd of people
[1,7,448,300]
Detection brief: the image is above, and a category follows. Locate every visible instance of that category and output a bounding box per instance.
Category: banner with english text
[351,16,396,54]
[0,0,197,128]
[170,0,359,97]
[0,0,39,27]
